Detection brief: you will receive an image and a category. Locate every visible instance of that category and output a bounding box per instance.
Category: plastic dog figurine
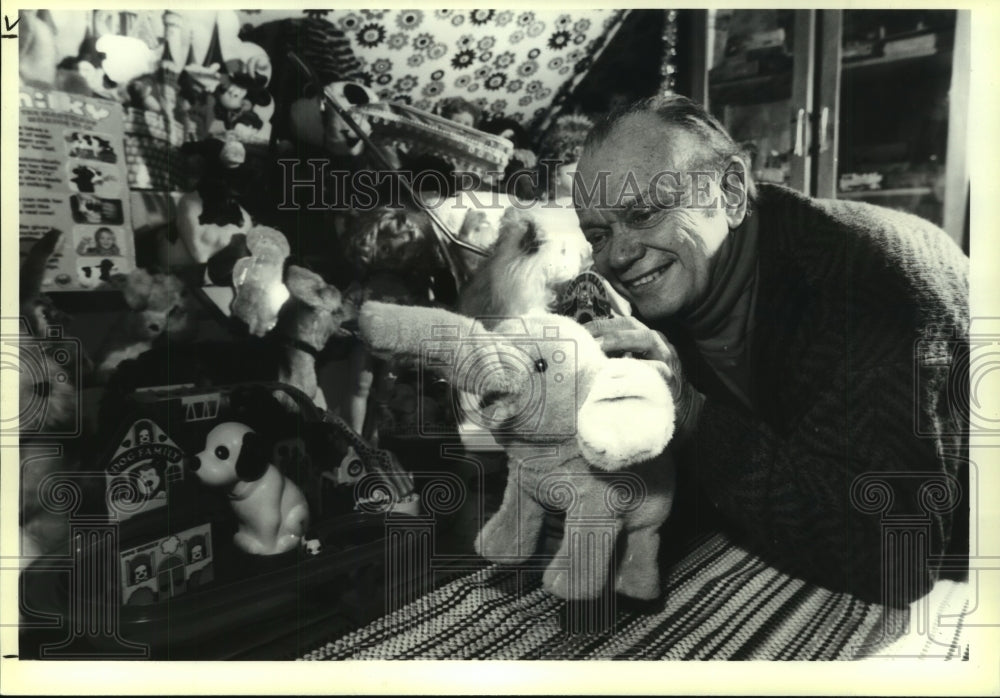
[190,422,309,555]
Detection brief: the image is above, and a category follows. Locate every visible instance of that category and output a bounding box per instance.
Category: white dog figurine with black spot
[191,422,309,555]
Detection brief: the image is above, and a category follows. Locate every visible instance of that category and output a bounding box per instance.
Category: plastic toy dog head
[189,422,270,488]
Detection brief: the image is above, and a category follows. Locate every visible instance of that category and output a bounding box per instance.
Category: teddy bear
[94,268,200,380]
[359,301,677,601]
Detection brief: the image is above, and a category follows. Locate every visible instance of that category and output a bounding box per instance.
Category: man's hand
[584,316,681,389]
[584,316,704,437]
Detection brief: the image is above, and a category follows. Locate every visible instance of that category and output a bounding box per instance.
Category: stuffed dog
[458,203,592,322]
[361,301,676,600]
[190,422,309,555]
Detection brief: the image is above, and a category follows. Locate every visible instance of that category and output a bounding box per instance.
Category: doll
[337,206,452,435]
[434,96,482,130]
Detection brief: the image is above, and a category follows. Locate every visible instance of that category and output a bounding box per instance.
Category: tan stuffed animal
[360,301,676,600]
[95,269,199,380]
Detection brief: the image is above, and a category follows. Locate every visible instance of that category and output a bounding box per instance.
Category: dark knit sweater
[662,183,969,607]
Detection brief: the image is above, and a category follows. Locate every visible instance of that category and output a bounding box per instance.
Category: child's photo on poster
[74,225,123,257]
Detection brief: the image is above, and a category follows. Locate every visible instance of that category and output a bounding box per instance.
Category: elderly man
[575,94,968,606]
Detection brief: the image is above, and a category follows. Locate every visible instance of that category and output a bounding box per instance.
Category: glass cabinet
[689,9,970,251]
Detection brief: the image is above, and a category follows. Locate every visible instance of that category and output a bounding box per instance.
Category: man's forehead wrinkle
[603,114,708,173]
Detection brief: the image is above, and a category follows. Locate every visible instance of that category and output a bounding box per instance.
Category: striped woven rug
[301,533,969,660]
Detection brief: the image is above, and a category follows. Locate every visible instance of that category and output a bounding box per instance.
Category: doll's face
[219,84,248,111]
[449,111,476,129]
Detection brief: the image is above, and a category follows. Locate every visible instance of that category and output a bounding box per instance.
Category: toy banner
[19,89,137,291]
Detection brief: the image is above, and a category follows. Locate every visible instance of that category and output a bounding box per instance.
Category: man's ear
[236,430,270,482]
[720,156,749,229]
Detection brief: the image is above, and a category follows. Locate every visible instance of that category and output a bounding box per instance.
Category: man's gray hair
[584,93,757,201]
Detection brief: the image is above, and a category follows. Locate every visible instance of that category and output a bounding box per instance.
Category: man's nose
[607,226,644,270]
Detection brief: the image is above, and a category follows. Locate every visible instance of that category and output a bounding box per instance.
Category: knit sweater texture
[663,183,969,606]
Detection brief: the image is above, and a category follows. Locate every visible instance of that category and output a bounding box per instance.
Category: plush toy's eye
[534,358,548,373]
[215,445,230,460]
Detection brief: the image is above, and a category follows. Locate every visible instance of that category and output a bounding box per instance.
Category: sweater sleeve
[679,347,961,607]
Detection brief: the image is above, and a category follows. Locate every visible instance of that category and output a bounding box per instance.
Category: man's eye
[626,206,660,226]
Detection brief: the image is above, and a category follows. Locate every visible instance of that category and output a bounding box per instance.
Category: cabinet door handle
[818,106,830,153]
[793,108,807,157]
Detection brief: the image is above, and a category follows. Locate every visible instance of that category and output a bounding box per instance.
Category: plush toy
[230,225,292,337]
[169,136,253,266]
[272,265,357,410]
[95,268,200,380]
[360,301,677,601]
[18,230,83,565]
[209,72,274,142]
[458,203,593,320]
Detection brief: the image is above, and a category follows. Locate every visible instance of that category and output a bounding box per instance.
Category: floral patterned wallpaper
[237,8,626,137]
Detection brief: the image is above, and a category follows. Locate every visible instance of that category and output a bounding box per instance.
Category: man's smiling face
[574,113,736,321]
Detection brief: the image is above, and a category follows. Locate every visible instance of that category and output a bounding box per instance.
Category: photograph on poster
[64,129,119,164]
[4,6,997,696]
[73,225,124,257]
[67,161,121,197]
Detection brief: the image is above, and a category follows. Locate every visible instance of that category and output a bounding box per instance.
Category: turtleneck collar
[666,205,760,410]
[682,207,759,343]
